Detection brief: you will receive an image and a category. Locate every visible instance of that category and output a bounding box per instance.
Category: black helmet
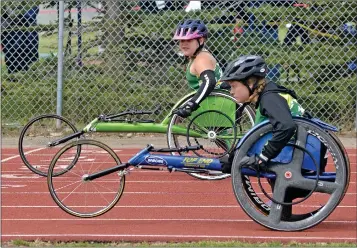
[221,55,267,82]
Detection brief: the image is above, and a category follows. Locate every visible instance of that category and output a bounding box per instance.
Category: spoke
[54,179,82,192]
[65,167,82,177]
[292,178,339,195]
[217,95,225,112]
[291,125,308,165]
[90,157,115,177]
[85,183,88,214]
[61,181,84,203]
[87,148,96,175]
[268,181,288,224]
[215,139,227,149]
[92,182,110,205]
[191,120,209,134]
[78,157,85,176]
[92,180,118,194]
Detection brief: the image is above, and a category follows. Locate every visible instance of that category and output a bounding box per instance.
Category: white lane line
[1,234,356,240]
[3,218,253,222]
[1,170,182,173]
[1,174,41,179]
[1,185,26,189]
[1,218,356,224]
[0,180,222,183]
[1,180,355,184]
[1,148,122,163]
[1,148,45,162]
[2,205,357,208]
[1,191,357,196]
[3,170,357,174]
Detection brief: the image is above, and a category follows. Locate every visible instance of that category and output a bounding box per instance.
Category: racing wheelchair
[46,110,350,231]
[19,90,255,180]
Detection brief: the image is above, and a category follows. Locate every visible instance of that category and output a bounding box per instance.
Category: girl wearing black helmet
[172,19,224,118]
[220,55,305,173]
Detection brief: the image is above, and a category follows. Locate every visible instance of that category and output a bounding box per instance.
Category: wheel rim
[232,119,348,231]
[186,109,237,158]
[19,114,81,177]
[48,139,125,218]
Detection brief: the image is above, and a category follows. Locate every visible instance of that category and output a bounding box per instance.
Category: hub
[82,174,89,182]
[284,171,292,179]
[207,131,217,141]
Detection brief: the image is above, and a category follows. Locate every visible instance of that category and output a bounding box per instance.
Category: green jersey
[254,84,305,125]
[186,58,223,90]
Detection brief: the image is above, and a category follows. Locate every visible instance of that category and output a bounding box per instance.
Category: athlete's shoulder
[195,50,215,62]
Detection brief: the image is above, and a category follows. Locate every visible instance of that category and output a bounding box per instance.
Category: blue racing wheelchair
[47,110,350,231]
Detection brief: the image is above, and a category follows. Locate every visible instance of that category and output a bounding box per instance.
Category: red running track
[1,147,356,244]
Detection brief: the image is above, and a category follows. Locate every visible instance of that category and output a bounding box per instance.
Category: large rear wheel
[167,91,255,180]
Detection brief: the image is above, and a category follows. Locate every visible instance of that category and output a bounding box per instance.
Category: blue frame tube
[128,147,222,171]
[84,145,337,181]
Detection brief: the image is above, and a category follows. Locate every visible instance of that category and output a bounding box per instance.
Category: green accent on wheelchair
[93,122,203,138]
[218,129,235,148]
[191,95,236,128]
[160,89,232,125]
[215,135,237,139]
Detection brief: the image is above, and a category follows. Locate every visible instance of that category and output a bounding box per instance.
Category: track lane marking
[1,234,356,240]
[1,148,45,162]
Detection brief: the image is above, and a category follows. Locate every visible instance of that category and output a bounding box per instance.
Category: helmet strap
[193,39,204,57]
[242,79,254,96]
[243,78,259,96]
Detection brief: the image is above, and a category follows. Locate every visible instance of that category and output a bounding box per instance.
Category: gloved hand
[172,101,199,118]
[240,154,269,171]
[220,150,235,174]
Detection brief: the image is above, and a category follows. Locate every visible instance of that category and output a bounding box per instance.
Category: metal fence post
[56,0,65,128]
[0,1,355,131]
[77,0,83,67]
[355,89,357,133]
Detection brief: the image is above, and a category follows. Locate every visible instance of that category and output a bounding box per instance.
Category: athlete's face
[227,81,251,103]
[179,38,204,57]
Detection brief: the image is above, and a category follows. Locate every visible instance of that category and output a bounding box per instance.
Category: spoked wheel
[186,110,237,158]
[167,91,255,180]
[48,139,125,218]
[232,119,349,231]
[19,114,81,177]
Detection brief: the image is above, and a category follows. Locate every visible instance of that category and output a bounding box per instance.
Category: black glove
[172,101,199,118]
[220,151,235,174]
[240,154,269,171]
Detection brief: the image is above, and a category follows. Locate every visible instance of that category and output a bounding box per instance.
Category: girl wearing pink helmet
[172,19,224,118]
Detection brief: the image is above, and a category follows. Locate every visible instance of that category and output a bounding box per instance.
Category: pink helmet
[173,19,208,40]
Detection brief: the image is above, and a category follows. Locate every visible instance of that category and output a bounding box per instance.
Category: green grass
[3,240,357,247]
[0,31,97,65]
[39,31,97,54]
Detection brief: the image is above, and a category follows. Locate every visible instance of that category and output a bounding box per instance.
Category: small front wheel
[18,114,81,177]
[48,139,125,218]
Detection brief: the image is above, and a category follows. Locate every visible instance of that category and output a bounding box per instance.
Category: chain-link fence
[1,0,356,134]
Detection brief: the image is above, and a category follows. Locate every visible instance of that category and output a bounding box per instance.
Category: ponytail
[248,77,267,102]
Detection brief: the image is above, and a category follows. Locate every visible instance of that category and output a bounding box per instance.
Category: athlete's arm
[259,93,297,160]
[190,53,217,105]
